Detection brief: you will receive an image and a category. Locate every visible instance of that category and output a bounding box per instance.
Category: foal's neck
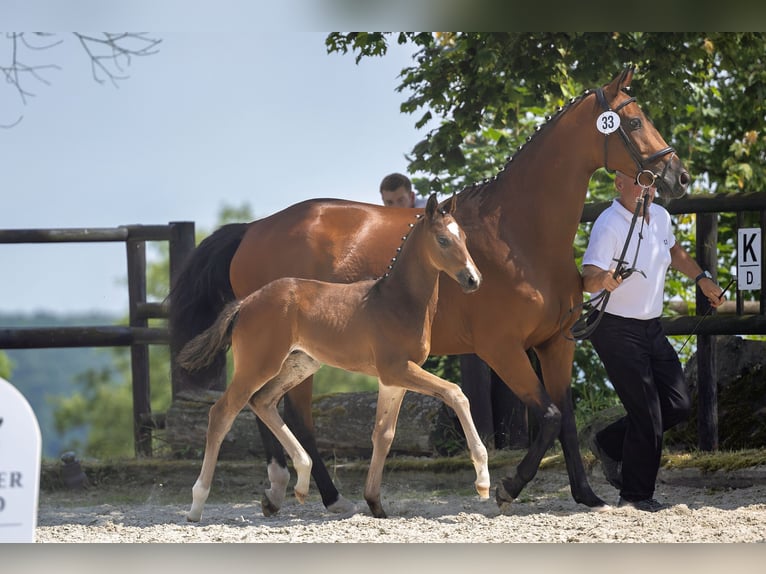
[373,219,442,313]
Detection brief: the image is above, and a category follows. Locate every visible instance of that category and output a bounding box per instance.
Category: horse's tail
[168,222,248,388]
[176,300,243,372]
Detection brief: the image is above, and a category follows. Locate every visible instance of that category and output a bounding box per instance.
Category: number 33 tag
[597,111,620,134]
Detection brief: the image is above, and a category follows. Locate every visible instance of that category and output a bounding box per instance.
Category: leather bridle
[567,87,677,340]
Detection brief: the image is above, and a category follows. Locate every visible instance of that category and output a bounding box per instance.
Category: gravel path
[35,465,766,543]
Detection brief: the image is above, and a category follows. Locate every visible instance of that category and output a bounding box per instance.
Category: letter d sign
[738,228,762,290]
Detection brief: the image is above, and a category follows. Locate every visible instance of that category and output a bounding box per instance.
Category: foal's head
[422,193,482,293]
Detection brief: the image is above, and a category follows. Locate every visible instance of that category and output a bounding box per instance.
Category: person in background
[379,172,427,208]
[582,170,725,512]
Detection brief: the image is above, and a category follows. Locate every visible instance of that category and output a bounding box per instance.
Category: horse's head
[424,193,482,293]
[597,67,690,199]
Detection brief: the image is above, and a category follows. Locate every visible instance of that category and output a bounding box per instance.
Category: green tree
[326,32,766,412]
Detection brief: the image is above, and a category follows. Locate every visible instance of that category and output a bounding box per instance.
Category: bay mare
[169,68,690,515]
[178,195,487,521]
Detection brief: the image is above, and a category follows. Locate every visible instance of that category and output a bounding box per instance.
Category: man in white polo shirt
[582,170,725,512]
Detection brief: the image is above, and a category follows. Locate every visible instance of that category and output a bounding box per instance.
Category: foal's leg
[187,381,255,522]
[249,353,318,515]
[250,396,313,504]
[283,378,353,513]
[364,383,407,518]
[388,362,491,499]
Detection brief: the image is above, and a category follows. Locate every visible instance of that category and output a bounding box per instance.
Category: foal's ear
[425,193,439,219]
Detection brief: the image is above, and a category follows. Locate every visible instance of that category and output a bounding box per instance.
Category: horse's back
[230,198,418,299]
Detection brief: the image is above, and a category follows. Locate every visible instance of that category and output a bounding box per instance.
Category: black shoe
[617,497,668,512]
[588,434,622,489]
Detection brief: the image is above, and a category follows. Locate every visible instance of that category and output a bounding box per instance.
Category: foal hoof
[294,489,308,504]
[475,483,491,500]
[367,500,387,519]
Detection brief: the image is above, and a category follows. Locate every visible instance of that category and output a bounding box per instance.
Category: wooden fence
[0,222,195,456]
[1,192,764,457]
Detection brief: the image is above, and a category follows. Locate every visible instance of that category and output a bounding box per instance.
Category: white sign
[0,376,41,543]
[738,228,762,291]
[596,111,620,134]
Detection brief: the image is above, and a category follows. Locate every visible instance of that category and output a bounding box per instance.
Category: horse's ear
[445,192,457,215]
[605,66,635,98]
[620,66,635,90]
[425,193,438,219]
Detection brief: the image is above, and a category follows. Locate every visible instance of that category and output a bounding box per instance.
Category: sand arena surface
[35,463,766,543]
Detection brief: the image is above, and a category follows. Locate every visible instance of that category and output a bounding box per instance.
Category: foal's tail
[168,222,248,388]
[177,300,243,372]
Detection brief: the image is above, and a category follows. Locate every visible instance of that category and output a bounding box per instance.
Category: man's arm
[669,243,725,307]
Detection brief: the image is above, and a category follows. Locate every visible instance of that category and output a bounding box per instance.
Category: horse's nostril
[679,171,691,187]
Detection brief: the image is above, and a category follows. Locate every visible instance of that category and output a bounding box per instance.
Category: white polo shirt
[582,198,676,320]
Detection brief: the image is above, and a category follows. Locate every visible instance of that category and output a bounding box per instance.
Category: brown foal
[179,194,487,521]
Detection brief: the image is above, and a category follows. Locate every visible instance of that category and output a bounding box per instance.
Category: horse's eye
[438,236,450,247]
[629,118,642,130]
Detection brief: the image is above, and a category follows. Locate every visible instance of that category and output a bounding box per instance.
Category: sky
[0,29,428,316]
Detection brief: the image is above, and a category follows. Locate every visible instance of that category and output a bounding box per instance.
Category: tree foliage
[327,33,766,198]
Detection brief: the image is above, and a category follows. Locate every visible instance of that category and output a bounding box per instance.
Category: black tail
[168,222,248,390]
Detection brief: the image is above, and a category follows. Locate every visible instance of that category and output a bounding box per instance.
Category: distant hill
[1,311,120,459]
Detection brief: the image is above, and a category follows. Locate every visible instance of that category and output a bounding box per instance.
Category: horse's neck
[470,99,600,252]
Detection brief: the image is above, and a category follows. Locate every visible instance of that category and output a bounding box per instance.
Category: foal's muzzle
[458,268,482,293]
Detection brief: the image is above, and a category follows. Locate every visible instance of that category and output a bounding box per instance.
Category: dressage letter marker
[738,228,762,290]
[0,376,42,543]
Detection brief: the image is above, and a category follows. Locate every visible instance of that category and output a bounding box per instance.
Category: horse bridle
[595,87,676,186]
[568,87,677,340]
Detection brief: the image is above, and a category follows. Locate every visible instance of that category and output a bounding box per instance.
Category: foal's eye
[437,236,450,247]
[629,118,642,130]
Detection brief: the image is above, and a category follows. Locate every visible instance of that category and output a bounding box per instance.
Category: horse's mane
[451,88,595,204]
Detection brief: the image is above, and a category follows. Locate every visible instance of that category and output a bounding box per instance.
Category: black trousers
[589,312,691,501]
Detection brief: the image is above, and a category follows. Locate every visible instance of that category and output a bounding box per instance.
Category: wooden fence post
[126,230,152,457]
[696,212,718,451]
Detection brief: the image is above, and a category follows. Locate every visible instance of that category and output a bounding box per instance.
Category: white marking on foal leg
[264,460,290,511]
[187,479,210,522]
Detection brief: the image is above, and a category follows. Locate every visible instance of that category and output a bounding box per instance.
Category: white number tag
[596,111,620,134]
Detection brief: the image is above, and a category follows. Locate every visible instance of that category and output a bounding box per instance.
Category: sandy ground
[35,463,766,543]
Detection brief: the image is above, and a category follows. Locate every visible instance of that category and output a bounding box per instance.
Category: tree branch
[74,33,162,88]
[1,32,161,128]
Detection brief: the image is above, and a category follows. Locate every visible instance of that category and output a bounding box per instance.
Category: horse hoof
[476,484,491,500]
[261,493,280,517]
[495,482,515,507]
[327,495,357,515]
[294,489,308,504]
[367,501,387,518]
[186,514,201,523]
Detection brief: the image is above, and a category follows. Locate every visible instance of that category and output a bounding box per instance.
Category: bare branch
[1,32,62,105]
[1,32,161,128]
[74,33,162,88]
